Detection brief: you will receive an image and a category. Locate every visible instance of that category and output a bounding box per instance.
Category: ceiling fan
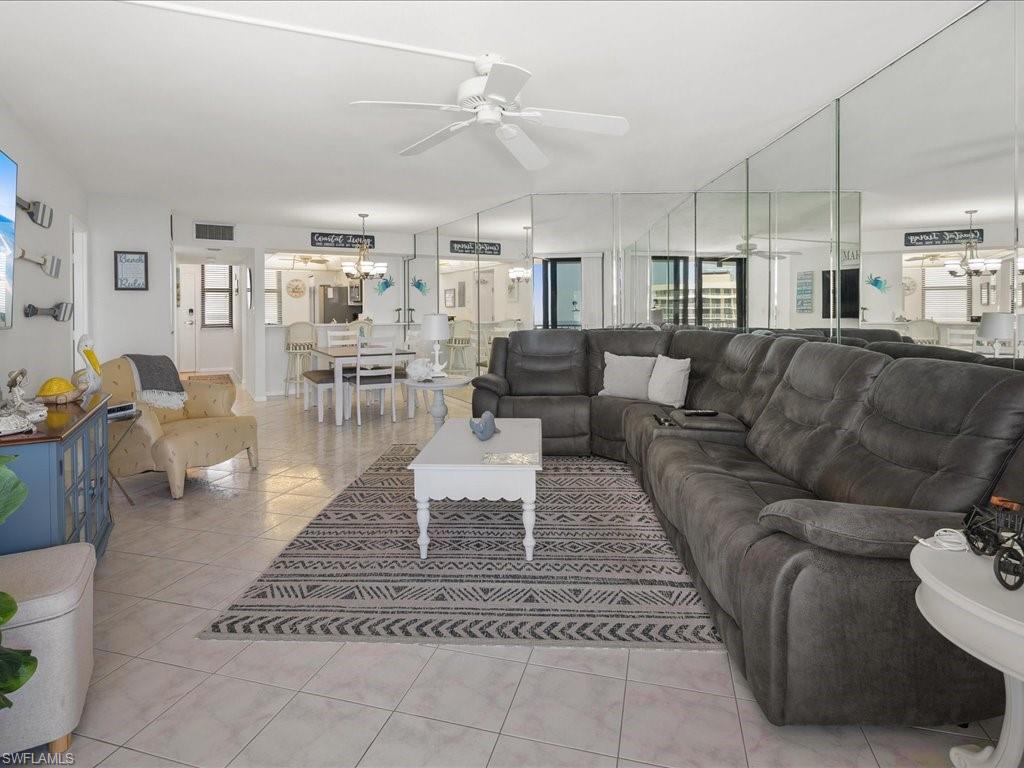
[294,254,329,267]
[352,55,630,170]
[121,3,629,170]
[708,239,802,263]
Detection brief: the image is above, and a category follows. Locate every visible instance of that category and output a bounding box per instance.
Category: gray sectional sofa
[472,327,1019,726]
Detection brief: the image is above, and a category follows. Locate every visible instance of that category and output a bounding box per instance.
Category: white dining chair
[344,345,405,426]
[284,321,316,397]
[445,319,473,372]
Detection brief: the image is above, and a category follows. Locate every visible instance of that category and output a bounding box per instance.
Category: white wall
[89,196,173,362]
[0,96,89,393]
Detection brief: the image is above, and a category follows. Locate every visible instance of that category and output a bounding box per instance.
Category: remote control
[682,409,718,417]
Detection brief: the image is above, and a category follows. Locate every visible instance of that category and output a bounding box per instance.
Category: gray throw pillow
[599,351,657,400]
[648,355,691,407]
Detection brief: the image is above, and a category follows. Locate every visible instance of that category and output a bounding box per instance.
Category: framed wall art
[114,251,148,290]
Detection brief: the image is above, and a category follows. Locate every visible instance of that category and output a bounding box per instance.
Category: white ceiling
[0,1,976,234]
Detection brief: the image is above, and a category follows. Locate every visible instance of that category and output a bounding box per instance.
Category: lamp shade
[977,312,1017,341]
[422,313,451,341]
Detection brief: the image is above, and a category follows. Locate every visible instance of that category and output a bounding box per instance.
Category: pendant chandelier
[946,210,999,277]
[343,213,387,279]
[509,226,532,283]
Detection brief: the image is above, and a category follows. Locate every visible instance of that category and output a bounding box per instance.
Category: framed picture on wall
[444,288,456,308]
[114,251,148,290]
[347,283,363,305]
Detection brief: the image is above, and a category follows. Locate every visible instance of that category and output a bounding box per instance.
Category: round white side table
[404,376,471,432]
[911,545,1024,768]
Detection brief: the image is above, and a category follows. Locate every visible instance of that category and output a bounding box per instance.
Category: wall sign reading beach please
[114,251,148,290]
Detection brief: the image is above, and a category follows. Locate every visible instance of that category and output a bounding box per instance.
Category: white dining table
[314,345,416,426]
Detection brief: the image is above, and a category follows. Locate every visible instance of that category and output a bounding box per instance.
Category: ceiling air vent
[194,222,235,241]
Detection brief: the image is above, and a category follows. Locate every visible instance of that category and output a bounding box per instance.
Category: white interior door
[478,269,495,323]
[176,266,198,371]
[70,215,89,355]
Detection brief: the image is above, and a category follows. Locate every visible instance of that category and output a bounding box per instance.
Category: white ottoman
[0,543,95,756]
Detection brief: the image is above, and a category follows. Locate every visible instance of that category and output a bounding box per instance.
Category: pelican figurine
[72,335,103,400]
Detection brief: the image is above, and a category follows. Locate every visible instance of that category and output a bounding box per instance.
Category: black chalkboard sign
[450,239,501,256]
[904,229,982,248]
[311,232,375,249]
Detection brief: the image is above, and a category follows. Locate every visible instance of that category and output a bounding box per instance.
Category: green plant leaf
[0,646,38,697]
[0,462,28,527]
[0,592,15,626]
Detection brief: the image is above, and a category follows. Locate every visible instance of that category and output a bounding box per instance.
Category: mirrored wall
[398,1,1024,373]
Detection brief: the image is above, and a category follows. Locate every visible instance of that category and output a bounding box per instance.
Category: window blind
[922,267,969,322]
[265,270,282,326]
[201,264,233,328]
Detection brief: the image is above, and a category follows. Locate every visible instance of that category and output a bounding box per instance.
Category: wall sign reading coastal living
[449,239,501,256]
[904,229,983,247]
[310,232,375,249]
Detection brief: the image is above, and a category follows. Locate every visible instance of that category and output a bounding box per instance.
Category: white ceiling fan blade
[484,62,531,105]
[495,124,548,170]
[351,100,467,113]
[399,119,475,156]
[511,107,629,136]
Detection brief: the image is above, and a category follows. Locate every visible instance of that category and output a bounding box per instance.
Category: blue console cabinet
[0,395,113,557]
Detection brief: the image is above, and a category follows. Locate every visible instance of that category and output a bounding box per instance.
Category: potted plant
[0,455,36,709]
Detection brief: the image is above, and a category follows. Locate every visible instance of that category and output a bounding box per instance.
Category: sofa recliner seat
[472,327,1020,726]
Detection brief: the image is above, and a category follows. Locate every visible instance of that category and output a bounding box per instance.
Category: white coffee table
[404,376,471,433]
[911,545,1024,768]
[409,418,542,561]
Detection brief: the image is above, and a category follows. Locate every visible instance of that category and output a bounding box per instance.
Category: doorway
[540,258,583,328]
[176,265,198,372]
[70,215,89,363]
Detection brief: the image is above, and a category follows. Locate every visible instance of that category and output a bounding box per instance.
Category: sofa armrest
[183,380,236,418]
[758,498,963,559]
[472,373,510,398]
[663,410,747,446]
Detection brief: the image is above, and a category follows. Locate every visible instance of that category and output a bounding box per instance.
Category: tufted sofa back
[746,343,890,490]
[814,358,1024,510]
[505,330,588,396]
[667,330,735,400]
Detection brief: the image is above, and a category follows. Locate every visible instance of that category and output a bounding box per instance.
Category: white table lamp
[977,312,1016,358]
[422,313,451,377]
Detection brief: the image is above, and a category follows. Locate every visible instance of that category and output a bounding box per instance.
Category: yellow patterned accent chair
[100,357,258,499]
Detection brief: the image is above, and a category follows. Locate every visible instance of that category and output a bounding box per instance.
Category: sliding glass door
[539,258,583,328]
[650,255,744,327]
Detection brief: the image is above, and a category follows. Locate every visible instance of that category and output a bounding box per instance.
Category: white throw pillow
[648,355,691,407]
[599,351,658,399]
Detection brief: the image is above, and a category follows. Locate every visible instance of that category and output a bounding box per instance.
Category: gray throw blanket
[125,354,186,410]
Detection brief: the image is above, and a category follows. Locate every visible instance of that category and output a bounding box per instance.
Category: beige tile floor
[54,387,1002,768]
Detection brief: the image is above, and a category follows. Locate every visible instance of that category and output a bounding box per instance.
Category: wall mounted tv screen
[821,268,860,320]
[0,149,15,330]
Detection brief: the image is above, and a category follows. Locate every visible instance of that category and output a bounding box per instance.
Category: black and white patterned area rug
[204,445,720,647]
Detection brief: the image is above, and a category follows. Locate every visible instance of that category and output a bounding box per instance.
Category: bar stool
[284,321,315,397]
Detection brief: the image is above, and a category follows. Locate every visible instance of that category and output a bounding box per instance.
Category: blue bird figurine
[469,411,500,441]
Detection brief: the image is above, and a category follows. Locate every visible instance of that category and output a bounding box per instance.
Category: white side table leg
[407,383,416,419]
[429,389,448,433]
[522,500,536,561]
[951,675,1024,768]
[416,498,431,559]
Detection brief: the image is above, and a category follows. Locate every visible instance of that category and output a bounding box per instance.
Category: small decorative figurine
[406,358,434,382]
[5,369,47,422]
[964,497,1024,590]
[469,411,500,441]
